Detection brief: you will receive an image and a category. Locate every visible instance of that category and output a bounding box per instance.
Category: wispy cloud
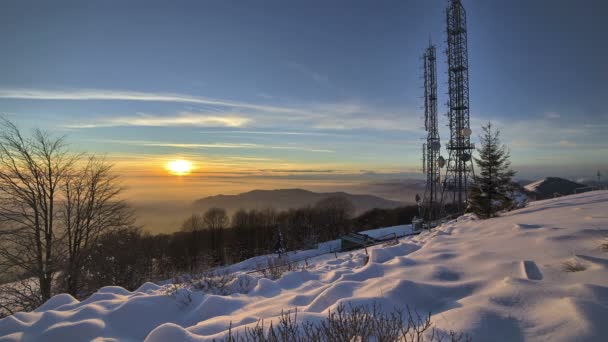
[0,88,302,115]
[198,130,346,137]
[285,62,331,87]
[0,88,422,132]
[99,139,334,153]
[258,169,338,173]
[543,112,561,119]
[66,112,250,128]
[226,156,276,162]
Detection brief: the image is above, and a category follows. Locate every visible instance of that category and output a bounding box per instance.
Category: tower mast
[441,0,475,214]
[422,43,442,222]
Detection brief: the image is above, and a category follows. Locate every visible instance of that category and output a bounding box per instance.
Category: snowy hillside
[1,191,608,341]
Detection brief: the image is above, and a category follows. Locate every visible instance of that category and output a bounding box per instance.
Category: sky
[0,0,607,226]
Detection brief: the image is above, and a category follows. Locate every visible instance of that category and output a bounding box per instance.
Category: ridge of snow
[524,178,547,192]
[1,191,608,341]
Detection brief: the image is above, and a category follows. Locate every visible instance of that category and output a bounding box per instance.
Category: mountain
[193,189,403,214]
[524,177,586,199]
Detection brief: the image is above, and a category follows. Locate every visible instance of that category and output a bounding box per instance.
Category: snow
[524,178,546,192]
[214,224,413,275]
[360,224,413,239]
[1,191,608,341]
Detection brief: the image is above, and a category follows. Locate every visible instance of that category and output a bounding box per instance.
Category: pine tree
[469,122,516,219]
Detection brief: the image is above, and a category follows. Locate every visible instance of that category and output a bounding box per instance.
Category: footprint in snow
[521,260,543,280]
[514,223,543,230]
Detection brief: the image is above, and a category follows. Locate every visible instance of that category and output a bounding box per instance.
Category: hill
[193,188,403,214]
[3,191,608,341]
[524,177,586,199]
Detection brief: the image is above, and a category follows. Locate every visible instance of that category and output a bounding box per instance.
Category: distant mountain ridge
[193,189,403,214]
[524,177,586,199]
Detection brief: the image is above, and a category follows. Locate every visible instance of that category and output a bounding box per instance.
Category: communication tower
[441,0,475,214]
[421,43,443,222]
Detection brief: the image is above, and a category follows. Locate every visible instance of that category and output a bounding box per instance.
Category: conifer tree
[469,122,516,218]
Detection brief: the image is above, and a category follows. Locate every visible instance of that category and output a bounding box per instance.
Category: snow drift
[1,191,608,341]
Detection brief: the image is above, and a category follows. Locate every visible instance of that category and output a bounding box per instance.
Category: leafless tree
[181,213,205,232]
[0,119,76,308]
[204,207,229,231]
[180,213,206,271]
[204,208,228,264]
[0,119,134,315]
[60,156,135,296]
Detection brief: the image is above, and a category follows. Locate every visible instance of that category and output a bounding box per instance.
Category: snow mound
[1,191,608,341]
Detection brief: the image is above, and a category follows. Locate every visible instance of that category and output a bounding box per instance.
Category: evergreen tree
[469,122,516,219]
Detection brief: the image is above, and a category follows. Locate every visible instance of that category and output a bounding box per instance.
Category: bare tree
[315,196,355,218]
[60,156,135,296]
[0,119,135,315]
[181,213,205,232]
[180,213,206,271]
[204,208,228,265]
[204,207,229,231]
[0,119,76,307]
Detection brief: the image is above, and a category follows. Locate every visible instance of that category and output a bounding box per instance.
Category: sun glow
[167,159,194,175]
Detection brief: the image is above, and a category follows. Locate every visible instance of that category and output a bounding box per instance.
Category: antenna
[421,43,442,223]
[440,0,475,215]
[422,144,427,174]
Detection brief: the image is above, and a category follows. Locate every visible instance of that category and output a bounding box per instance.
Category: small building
[412,217,424,232]
[340,232,379,251]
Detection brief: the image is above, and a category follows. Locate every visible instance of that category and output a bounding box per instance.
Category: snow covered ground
[216,224,413,275]
[1,191,607,341]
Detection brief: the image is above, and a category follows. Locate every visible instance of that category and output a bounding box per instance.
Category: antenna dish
[462,153,471,162]
[462,127,472,137]
[438,156,446,168]
[431,141,441,151]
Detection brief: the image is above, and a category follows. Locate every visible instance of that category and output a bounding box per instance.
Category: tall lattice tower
[421,43,443,222]
[441,0,475,214]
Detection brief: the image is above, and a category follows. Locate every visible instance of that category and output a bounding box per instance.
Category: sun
[166,159,193,175]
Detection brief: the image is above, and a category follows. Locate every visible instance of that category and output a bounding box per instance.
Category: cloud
[0,88,302,115]
[285,62,331,87]
[198,130,346,137]
[543,112,561,119]
[66,112,250,128]
[0,88,422,132]
[258,169,338,173]
[226,156,275,161]
[99,139,334,153]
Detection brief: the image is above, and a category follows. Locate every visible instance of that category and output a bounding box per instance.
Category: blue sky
[0,0,606,197]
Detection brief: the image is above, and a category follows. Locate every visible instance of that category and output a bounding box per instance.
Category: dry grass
[601,238,608,252]
[256,256,303,280]
[562,259,587,272]
[221,303,471,342]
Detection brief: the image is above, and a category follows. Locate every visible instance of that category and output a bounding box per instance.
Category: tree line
[77,199,419,293]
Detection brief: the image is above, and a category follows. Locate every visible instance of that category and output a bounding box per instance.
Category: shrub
[562,259,587,272]
[221,303,470,342]
[257,256,301,280]
[163,270,255,304]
